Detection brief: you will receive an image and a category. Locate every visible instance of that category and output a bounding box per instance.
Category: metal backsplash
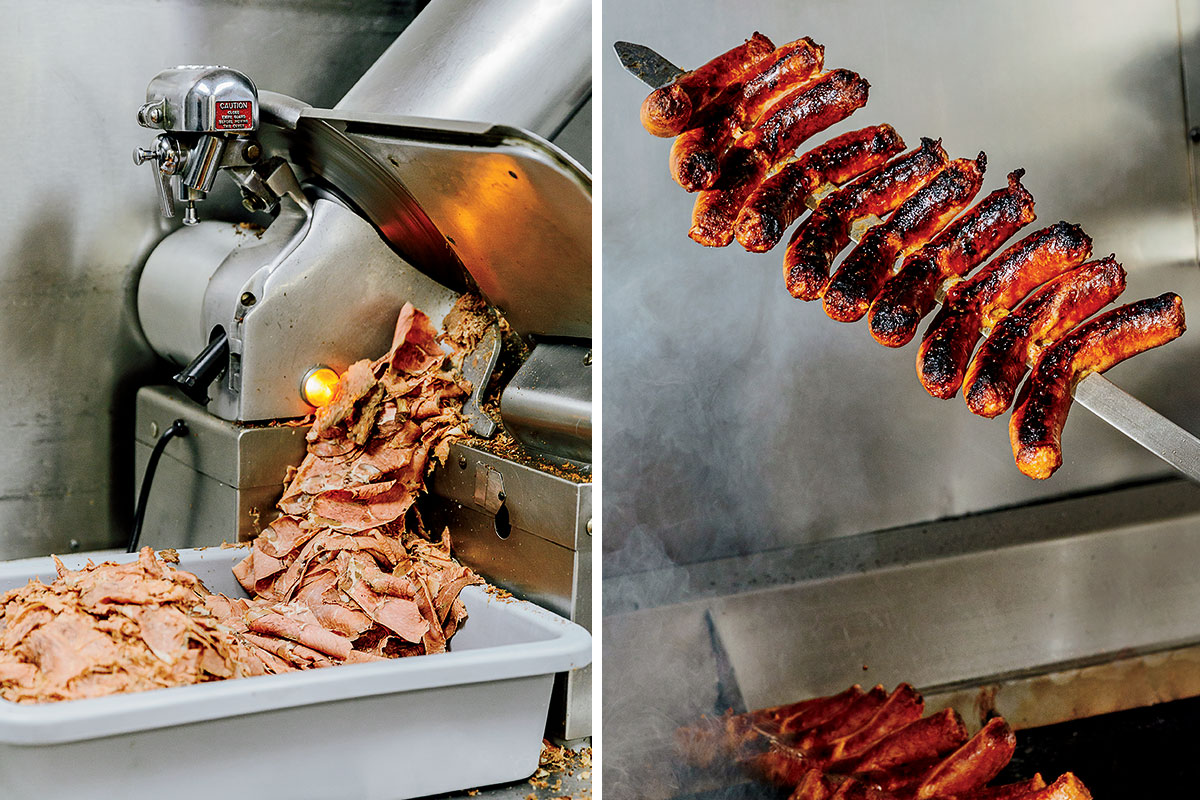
[603,0,1200,577]
[0,0,421,558]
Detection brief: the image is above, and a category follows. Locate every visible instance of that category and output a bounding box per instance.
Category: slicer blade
[614,41,685,88]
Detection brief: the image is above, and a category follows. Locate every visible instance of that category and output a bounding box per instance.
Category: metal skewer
[615,40,1200,483]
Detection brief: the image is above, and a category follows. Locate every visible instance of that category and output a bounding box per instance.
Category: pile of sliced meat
[677,683,1091,799]
[0,549,265,702]
[638,33,1187,479]
[0,298,489,702]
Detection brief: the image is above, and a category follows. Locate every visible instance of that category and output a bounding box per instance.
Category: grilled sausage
[777,685,868,735]
[914,717,1017,799]
[823,153,987,323]
[669,86,746,191]
[793,770,840,800]
[869,169,1036,347]
[755,741,823,787]
[1022,773,1093,800]
[640,32,776,137]
[917,222,1092,399]
[689,147,773,246]
[849,709,969,775]
[735,124,905,252]
[670,37,826,191]
[798,685,890,750]
[735,69,871,165]
[963,257,1126,418]
[826,683,925,761]
[1010,292,1186,479]
[785,137,950,300]
[953,775,1048,799]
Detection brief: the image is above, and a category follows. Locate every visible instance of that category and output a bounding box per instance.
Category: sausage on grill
[914,717,1017,799]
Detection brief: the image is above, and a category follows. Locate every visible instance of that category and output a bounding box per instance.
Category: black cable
[128,418,188,553]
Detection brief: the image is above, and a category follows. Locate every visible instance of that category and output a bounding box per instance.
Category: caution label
[214,100,253,131]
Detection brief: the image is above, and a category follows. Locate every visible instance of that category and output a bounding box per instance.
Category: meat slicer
[129,0,592,739]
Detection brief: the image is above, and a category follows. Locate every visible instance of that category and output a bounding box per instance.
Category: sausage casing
[964,257,1126,418]
[734,69,870,165]
[1010,292,1186,479]
[914,717,1016,799]
[735,124,904,252]
[849,708,968,775]
[670,38,825,191]
[640,32,775,137]
[784,137,949,300]
[825,683,924,761]
[917,222,1092,399]
[869,169,1036,347]
[823,153,986,323]
[691,70,871,249]
[688,147,772,246]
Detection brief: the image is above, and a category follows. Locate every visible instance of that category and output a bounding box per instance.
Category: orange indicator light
[302,366,340,408]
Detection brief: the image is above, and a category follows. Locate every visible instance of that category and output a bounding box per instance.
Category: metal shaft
[336,0,590,139]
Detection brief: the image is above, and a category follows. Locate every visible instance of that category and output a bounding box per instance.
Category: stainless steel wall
[603,0,1200,578]
[0,0,421,557]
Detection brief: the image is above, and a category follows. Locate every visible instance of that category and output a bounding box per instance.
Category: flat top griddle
[672,695,1200,798]
[994,694,1200,795]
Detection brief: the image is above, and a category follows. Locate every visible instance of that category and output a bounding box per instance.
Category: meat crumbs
[0,299,488,703]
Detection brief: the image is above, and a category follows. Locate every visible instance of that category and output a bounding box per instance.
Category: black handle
[128,419,188,553]
[173,332,229,405]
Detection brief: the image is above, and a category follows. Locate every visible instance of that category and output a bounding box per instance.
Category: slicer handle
[133,145,176,218]
[172,332,229,405]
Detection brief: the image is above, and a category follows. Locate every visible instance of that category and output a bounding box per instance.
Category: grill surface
[670,694,1200,799]
[994,695,1200,794]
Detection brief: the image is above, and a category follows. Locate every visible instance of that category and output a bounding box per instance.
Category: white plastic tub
[0,547,591,800]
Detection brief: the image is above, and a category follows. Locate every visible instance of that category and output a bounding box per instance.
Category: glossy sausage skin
[849,708,968,775]
[669,85,745,191]
[783,138,949,300]
[914,717,1016,799]
[917,222,1092,399]
[963,257,1125,418]
[826,683,924,761]
[793,770,839,800]
[955,775,1048,799]
[734,69,870,165]
[776,685,868,735]
[1010,293,1186,479]
[823,153,987,323]
[735,125,905,252]
[798,685,890,750]
[869,169,1036,347]
[670,38,825,191]
[689,147,772,246]
[695,70,871,248]
[640,32,775,137]
[690,68,870,248]
[1022,773,1093,800]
